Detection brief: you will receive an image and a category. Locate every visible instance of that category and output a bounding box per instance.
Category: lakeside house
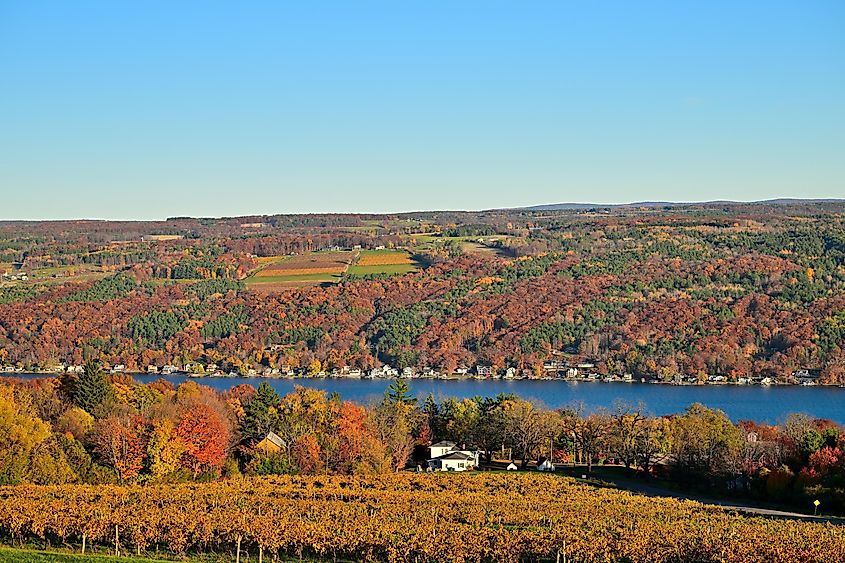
[370,365,399,378]
[793,369,820,386]
[543,360,567,372]
[475,365,493,377]
[427,441,480,472]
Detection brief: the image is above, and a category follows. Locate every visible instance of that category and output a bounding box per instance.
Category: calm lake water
[13,373,845,423]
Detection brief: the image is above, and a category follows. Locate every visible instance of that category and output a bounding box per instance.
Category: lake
[12,373,845,423]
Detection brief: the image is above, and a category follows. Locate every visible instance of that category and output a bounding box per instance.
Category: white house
[430,441,457,458]
[427,441,480,472]
[428,450,477,472]
[506,462,518,471]
[543,360,566,372]
[475,365,493,377]
[370,365,399,378]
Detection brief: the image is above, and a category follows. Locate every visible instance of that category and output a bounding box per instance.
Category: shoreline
[4,370,842,388]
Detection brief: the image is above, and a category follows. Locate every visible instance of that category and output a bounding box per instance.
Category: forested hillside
[1,202,845,383]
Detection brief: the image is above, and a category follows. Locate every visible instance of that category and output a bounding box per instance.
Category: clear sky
[1,1,843,220]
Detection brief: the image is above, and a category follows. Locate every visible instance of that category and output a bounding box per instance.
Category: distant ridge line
[519,198,845,211]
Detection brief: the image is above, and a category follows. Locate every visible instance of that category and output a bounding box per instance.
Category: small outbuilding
[537,459,555,472]
[255,431,286,454]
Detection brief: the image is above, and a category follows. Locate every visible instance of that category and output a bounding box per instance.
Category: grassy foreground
[0,547,170,562]
[0,473,843,562]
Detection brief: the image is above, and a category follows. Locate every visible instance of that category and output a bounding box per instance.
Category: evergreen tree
[243,382,281,438]
[423,394,440,436]
[72,361,113,416]
[384,379,416,406]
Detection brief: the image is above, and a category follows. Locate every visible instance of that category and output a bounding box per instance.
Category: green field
[242,248,422,286]
[356,248,405,256]
[0,547,173,563]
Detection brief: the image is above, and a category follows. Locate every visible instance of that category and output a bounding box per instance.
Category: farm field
[28,265,107,279]
[253,251,353,278]
[347,248,419,276]
[407,233,514,257]
[459,241,511,257]
[245,251,354,289]
[0,473,841,563]
[356,248,413,266]
[246,249,420,289]
[1,266,112,288]
[252,255,283,267]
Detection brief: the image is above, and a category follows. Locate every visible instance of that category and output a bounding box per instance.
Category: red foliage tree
[292,434,323,474]
[176,402,231,478]
[91,414,148,482]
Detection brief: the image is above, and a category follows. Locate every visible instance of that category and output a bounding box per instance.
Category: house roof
[431,451,475,461]
[431,441,457,448]
[261,431,285,448]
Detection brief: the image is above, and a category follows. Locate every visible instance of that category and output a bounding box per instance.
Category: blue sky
[1,1,843,220]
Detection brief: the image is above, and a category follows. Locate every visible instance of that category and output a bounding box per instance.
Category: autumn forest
[2,202,845,384]
[2,202,845,561]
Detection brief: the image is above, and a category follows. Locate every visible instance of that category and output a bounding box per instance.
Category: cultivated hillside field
[0,473,842,562]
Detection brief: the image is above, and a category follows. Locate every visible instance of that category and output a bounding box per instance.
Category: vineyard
[356,250,413,266]
[253,251,354,278]
[348,249,418,276]
[0,474,842,562]
[245,251,355,289]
